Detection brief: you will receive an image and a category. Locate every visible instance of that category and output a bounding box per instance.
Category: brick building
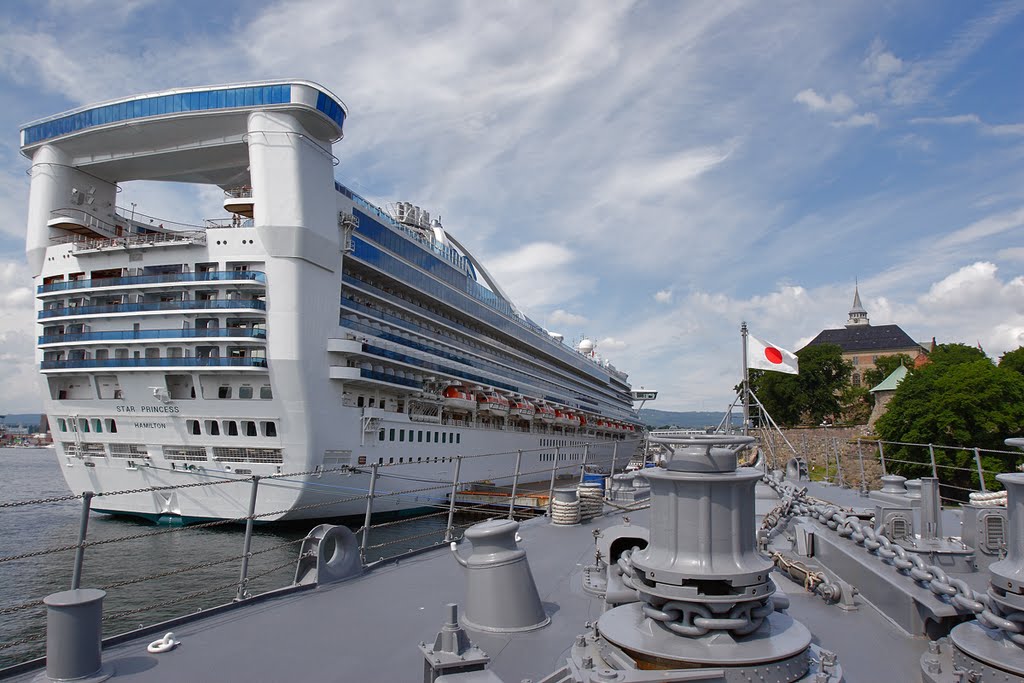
[801,287,928,388]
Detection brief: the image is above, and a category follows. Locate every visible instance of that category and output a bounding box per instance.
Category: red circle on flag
[764,347,783,364]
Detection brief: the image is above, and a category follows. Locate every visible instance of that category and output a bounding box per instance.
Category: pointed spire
[846,281,870,327]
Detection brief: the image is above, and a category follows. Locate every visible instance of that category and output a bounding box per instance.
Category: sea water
[0,448,461,668]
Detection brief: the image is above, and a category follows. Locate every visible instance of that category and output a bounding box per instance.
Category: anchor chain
[763,475,1024,646]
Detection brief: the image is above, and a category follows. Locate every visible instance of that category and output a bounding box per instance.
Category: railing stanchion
[579,443,590,483]
[974,447,987,492]
[235,475,260,602]
[610,442,619,476]
[878,440,887,476]
[444,456,463,543]
[507,450,523,520]
[547,447,560,517]
[70,491,93,590]
[928,443,938,479]
[361,463,378,563]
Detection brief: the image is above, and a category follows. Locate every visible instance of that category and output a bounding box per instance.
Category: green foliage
[748,343,852,427]
[862,353,915,390]
[875,344,1024,494]
[840,385,872,424]
[999,346,1024,376]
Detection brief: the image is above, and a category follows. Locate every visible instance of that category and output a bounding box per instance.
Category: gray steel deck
[6,480,945,682]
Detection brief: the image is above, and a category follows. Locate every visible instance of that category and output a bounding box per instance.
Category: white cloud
[599,337,627,351]
[862,38,904,81]
[654,289,673,304]
[794,88,856,114]
[832,112,880,128]
[911,114,1024,136]
[547,309,588,328]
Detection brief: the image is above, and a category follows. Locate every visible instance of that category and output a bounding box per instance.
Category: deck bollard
[43,588,111,682]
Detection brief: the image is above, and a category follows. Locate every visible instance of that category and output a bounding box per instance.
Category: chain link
[0,492,85,509]
[764,475,1024,646]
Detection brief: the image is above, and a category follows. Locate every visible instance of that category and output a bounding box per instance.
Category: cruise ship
[20,80,643,522]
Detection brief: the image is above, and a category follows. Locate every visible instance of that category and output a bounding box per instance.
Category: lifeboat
[443,386,475,413]
[477,392,510,417]
[535,404,556,423]
[554,410,571,427]
[565,412,581,429]
[510,400,536,421]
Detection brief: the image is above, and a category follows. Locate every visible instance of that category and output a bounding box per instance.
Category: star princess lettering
[116,405,180,414]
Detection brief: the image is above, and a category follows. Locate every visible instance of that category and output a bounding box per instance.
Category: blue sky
[0,0,1022,413]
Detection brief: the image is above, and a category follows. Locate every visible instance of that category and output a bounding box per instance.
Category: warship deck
[5,477,952,682]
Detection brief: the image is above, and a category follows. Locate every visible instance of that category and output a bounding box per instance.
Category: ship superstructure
[20,80,641,522]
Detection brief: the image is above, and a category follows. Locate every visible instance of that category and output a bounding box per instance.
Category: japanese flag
[747,334,799,374]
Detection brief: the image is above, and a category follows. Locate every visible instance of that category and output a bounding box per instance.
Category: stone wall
[752,425,885,490]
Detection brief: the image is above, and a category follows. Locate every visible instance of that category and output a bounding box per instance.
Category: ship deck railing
[38,270,266,294]
[752,428,1023,505]
[0,436,643,672]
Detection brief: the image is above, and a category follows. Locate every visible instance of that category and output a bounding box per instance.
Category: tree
[999,346,1024,376]
[875,344,1024,493]
[862,353,915,390]
[747,343,851,427]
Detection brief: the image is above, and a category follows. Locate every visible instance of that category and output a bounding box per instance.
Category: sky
[0,0,1022,414]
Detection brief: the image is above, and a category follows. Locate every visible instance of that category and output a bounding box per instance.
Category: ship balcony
[47,208,121,240]
[223,187,254,218]
[40,357,268,372]
[38,270,266,296]
[51,229,207,254]
[328,365,423,390]
[38,298,267,321]
[39,327,267,347]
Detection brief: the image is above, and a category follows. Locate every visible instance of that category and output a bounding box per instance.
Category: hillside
[638,409,732,429]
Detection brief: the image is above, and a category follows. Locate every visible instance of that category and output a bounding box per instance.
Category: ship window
[206,420,220,436]
[399,457,404,463]
[418,430,423,443]
[260,385,273,399]
[262,421,277,437]
[389,457,394,464]
[442,433,447,444]
[79,419,90,432]
[389,428,395,441]
[378,428,385,441]
[357,396,364,407]
[399,429,405,442]
[243,421,258,437]
[218,386,232,399]
[92,419,102,433]
[434,431,439,443]
[106,419,117,433]
[225,421,239,436]
[238,386,253,399]
[368,398,375,407]
[188,419,201,435]
[57,418,67,432]
[378,457,383,465]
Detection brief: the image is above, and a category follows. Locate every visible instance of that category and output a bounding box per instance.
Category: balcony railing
[41,357,268,370]
[51,231,207,251]
[39,328,267,345]
[39,299,267,319]
[360,368,422,389]
[39,271,266,294]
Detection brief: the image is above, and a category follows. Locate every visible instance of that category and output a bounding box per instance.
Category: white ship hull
[21,80,642,523]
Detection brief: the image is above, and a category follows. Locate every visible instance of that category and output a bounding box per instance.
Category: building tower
[846,283,870,327]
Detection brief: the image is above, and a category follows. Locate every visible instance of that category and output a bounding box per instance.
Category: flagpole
[741,321,749,436]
